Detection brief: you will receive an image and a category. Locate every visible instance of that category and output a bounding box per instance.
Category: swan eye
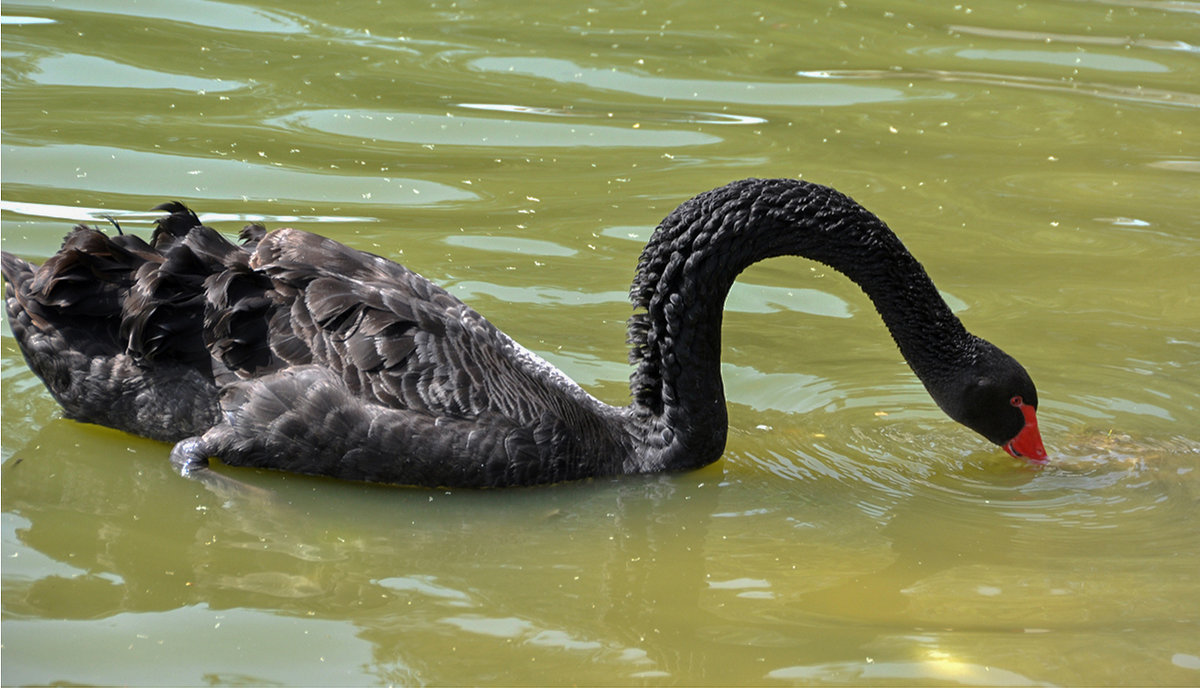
[1010,395,1023,407]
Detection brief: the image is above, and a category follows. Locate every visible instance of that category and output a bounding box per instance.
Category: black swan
[1,178,1046,488]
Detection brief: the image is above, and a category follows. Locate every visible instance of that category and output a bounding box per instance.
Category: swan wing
[196,227,621,486]
[206,227,585,425]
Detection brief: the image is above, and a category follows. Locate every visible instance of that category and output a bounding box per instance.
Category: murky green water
[3,0,1198,684]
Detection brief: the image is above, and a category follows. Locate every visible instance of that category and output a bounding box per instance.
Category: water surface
[3,0,1198,684]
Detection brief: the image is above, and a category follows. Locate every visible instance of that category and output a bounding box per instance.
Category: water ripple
[798,68,1200,109]
[472,56,917,107]
[273,108,720,149]
[26,0,308,34]
[25,54,245,92]
[730,370,1198,550]
[0,200,377,226]
[0,16,55,25]
[2,143,476,206]
[948,23,1200,54]
[459,102,768,125]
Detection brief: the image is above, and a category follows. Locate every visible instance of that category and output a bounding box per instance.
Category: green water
[2,0,1198,684]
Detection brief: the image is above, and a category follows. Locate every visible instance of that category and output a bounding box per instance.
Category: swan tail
[0,207,242,442]
[2,251,42,357]
[2,228,150,403]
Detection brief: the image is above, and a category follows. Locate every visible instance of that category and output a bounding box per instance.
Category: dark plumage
[1,179,1046,488]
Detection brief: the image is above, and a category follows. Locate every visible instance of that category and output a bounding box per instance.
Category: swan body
[1,178,1046,487]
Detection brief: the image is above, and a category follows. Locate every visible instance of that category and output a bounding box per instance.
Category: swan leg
[169,436,212,476]
[169,432,273,500]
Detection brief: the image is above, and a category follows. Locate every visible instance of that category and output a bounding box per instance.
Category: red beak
[1003,399,1047,463]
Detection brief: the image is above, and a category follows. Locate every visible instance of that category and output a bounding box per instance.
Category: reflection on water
[3,0,1198,684]
[5,371,1195,685]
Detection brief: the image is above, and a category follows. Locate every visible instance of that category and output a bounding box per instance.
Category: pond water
[2,0,1198,685]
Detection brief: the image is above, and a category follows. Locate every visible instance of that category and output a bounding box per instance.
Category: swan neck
[625,178,973,471]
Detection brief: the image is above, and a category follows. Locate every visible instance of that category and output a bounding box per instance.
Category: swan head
[933,339,1048,463]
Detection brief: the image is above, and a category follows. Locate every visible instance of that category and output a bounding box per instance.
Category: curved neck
[625,178,974,471]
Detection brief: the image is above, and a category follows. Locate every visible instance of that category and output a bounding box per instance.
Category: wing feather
[209,227,590,428]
